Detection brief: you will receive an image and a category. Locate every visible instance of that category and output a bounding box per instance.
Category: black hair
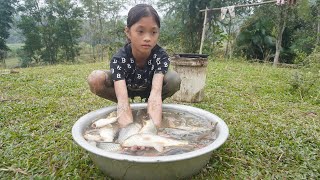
[127,4,160,29]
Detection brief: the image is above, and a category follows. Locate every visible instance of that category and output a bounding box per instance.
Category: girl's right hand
[117,105,133,128]
[114,80,133,128]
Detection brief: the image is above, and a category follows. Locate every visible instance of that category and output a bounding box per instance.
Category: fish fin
[153,144,164,152]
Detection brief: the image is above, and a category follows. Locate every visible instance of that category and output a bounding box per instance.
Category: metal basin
[72,103,229,180]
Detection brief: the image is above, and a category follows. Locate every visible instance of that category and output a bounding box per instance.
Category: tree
[80,0,125,61]
[54,0,84,62]
[157,0,253,53]
[18,0,83,66]
[235,1,317,64]
[0,0,16,68]
[235,17,276,61]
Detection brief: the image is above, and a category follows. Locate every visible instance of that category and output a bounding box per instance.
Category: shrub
[290,47,320,103]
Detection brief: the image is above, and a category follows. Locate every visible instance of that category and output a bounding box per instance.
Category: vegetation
[1,59,319,179]
[1,0,318,67]
[234,0,319,64]
[1,1,319,178]
[0,0,16,68]
[17,0,84,66]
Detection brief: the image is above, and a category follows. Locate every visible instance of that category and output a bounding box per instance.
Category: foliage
[290,46,320,101]
[158,0,210,53]
[0,0,16,67]
[80,0,126,62]
[235,1,319,64]
[17,0,83,67]
[1,61,319,178]
[157,0,262,54]
[235,16,276,61]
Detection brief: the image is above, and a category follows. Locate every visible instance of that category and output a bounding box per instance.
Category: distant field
[7,43,24,51]
[3,44,24,69]
[4,57,20,69]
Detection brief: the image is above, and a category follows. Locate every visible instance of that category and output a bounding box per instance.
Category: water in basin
[83,108,218,156]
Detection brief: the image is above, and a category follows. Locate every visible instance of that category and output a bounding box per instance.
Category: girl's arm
[148,73,164,127]
[114,80,133,128]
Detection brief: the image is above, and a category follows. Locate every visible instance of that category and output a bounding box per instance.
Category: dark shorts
[105,70,181,101]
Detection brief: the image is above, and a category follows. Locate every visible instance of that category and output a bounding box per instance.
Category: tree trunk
[317,14,320,45]
[273,6,287,66]
[225,17,232,59]
[97,1,104,61]
[317,3,320,46]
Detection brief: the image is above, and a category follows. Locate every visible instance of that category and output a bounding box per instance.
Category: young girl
[87,4,181,128]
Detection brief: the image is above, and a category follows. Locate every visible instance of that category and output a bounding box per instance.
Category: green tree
[235,1,317,64]
[235,17,276,61]
[0,0,16,68]
[80,0,125,61]
[158,0,252,53]
[18,0,83,66]
[54,0,84,62]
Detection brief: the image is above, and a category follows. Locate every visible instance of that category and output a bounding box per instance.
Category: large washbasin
[72,103,229,179]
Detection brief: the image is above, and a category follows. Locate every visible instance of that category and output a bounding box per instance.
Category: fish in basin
[84,124,119,142]
[121,133,189,152]
[83,109,218,155]
[118,119,188,152]
[161,122,218,142]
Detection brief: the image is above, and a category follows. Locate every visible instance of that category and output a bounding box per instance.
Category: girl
[87,4,181,128]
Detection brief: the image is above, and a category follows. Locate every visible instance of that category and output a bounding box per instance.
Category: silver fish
[84,124,119,142]
[84,133,101,141]
[159,146,193,156]
[121,133,188,152]
[99,124,119,142]
[117,123,142,143]
[96,142,122,152]
[91,117,118,128]
[162,122,218,142]
[139,119,157,134]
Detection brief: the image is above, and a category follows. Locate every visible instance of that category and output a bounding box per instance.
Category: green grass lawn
[0,60,319,179]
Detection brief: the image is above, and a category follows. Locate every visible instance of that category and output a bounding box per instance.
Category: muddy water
[85,108,218,156]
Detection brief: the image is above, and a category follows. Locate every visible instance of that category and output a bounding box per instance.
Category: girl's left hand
[147,94,162,127]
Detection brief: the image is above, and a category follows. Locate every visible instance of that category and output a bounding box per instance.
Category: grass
[3,57,20,69]
[0,60,319,179]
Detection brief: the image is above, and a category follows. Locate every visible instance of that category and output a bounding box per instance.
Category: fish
[96,142,122,152]
[162,122,218,142]
[91,117,118,128]
[99,124,119,142]
[84,133,102,142]
[121,133,189,152]
[158,146,193,156]
[117,123,142,143]
[84,124,119,142]
[117,118,157,144]
[139,119,157,134]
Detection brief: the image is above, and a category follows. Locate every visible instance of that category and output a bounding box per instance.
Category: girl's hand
[148,73,164,127]
[117,103,133,128]
[148,93,162,127]
[114,80,133,128]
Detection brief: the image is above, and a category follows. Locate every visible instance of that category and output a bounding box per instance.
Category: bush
[290,47,320,103]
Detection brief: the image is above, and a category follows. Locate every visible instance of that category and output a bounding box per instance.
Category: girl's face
[125,16,159,58]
